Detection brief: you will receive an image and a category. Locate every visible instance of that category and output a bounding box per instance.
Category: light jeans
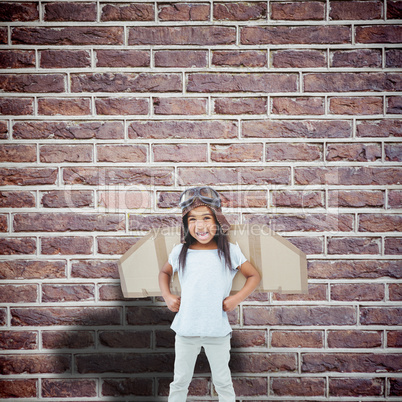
[169,334,235,402]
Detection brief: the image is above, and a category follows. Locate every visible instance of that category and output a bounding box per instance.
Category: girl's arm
[223,261,261,312]
[158,261,181,312]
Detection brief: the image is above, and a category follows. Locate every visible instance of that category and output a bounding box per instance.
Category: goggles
[179,187,221,209]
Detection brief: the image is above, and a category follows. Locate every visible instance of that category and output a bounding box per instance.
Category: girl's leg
[202,335,235,402]
[169,336,201,402]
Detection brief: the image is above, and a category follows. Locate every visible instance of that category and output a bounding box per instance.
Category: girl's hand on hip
[165,294,181,312]
[223,295,240,312]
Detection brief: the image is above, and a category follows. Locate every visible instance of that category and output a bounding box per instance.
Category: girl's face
[187,206,218,247]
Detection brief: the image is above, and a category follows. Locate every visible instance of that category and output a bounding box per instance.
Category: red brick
[386,48,402,68]
[0,354,70,374]
[126,306,175,326]
[103,377,153,397]
[244,306,356,326]
[212,50,267,67]
[40,144,93,163]
[388,0,402,18]
[359,214,402,232]
[153,97,207,115]
[0,121,7,138]
[129,26,235,45]
[271,330,324,348]
[63,167,174,186]
[243,120,351,138]
[0,214,7,232]
[331,49,382,68]
[159,3,210,21]
[390,377,402,396]
[128,214,181,232]
[305,72,401,92]
[41,236,93,255]
[233,377,267,397]
[187,73,298,93]
[178,167,291,186]
[0,260,66,280]
[214,2,267,20]
[389,190,402,208]
[388,331,402,347]
[0,144,36,162]
[42,284,95,302]
[272,97,324,115]
[99,330,151,349]
[99,284,125,301]
[97,144,147,163]
[302,352,401,373]
[0,379,37,398]
[0,74,65,93]
[356,25,402,43]
[98,190,151,210]
[0,284,37,303]
[328,330,382,348]
[266,143,322,161]
[231,329,267,348]
[308,259,401,279]
[41,190,93,208]
[389,283,402,301]
[329,190,384,208]
[101,3,154,21]
[242,25,351,45]
[272,49,327,68]
[0,237,36,255]
[12,27,124,45]
[271,1,325,20]
[40,49,90,68]
[388,96,402,114]
[361,307,402,325]
[295,167,402,185]
[273,284,327,302]
[42,378,97,398]
[129,120,237,139]
[153,144,207,162]
[230,352,297,373]
[44,2,97,21]
[271,377,325,397]
[385,237,401,255]
[330,1,383,20]
[330,97,383,115]
[357,119,402,137]
[13,121,124,140]
[331,283,385,301]
[0,191,35,208]
[271,190,324,208]
[42,330,95,349]
[71,72,181,93]
[97,237,138,255]
[0,328,37,349]
[0,2,39,21]
[96,49,150,67]
[326,142,381,161]
[328,236,380,255]
[0,27,6,44]
[154,50,207,68]
[211,144,263,162]
[11,307,121,326]
[214,97,267,115]
[329,377,384,397]
[386,143,402,161]
[71,260,118,279]
[38,97,90,116]
[0,50,35,68]
[95,97,148,115]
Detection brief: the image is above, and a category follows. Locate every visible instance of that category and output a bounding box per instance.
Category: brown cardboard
[118,224,308,298]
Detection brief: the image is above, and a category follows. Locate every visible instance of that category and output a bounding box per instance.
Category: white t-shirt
[168,242,247,337]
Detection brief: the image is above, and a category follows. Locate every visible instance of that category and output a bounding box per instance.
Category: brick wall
[0,0,401,400]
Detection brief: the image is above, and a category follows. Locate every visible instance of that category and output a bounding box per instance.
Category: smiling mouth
[196,231,210,239]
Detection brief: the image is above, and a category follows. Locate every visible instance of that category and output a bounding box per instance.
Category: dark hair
[179,212,232,271]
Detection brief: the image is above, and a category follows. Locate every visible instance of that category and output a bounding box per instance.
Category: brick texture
[0,1,400,401]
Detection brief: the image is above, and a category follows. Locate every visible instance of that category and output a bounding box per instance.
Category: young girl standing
[159,187,261,402]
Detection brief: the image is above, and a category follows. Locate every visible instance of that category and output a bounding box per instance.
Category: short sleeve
[229,243,247,270]
[168,244,183,273]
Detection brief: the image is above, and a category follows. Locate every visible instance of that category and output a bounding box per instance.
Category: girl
[159,186,261,402]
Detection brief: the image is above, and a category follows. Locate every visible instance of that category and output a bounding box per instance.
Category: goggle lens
[179,187,221,209]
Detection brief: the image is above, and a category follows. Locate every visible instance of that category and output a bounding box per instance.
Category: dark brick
[40,49,90,68]
[44,2,97,21]
[0,50,35,68]
[159,3,210,21]
[272,1,325,20]
[0,74,65,93]
[0,2,39,21]
[214,2,267,20]
[330,1,383,20]
[329,377,384,397]
[42,379,97,398]
[96,50,150,67]
[101,3,154,21]
[0,379,37,398]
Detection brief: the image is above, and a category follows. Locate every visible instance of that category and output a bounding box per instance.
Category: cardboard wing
[118,224,308,298]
